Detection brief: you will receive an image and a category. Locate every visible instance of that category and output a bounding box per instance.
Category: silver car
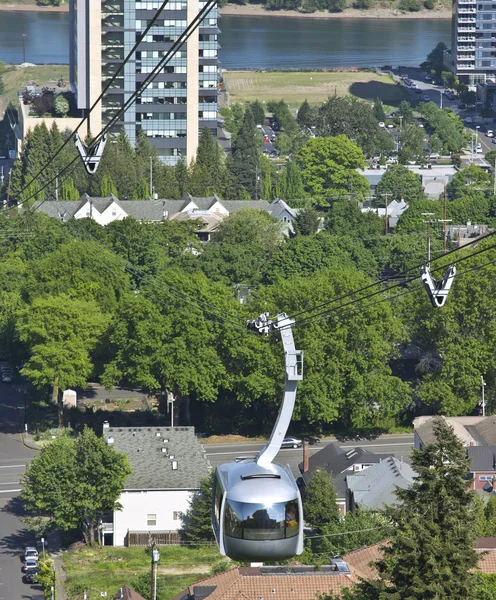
[281,436,302,449]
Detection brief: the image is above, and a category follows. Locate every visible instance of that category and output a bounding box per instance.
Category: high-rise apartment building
[450,0,496,84]
[69,0,219,165]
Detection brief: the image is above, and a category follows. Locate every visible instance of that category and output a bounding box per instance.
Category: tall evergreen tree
[372,97,386,122]
[303,469,340,531]
[297,99,314,128]
[283,159,304,200]
[175,157,189,198]
[376,418,479,599]
[228,107,261,198]
[24,123,53,197]
[250,99,266,126]
[180,472,215,543]
[293,207,321,236]
[100,174,118,197]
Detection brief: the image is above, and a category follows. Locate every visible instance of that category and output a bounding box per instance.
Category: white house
[31,194,296,240]
[102,424,211,546]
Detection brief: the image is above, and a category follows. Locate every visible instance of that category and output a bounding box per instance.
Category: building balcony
[457,45,475,50]
[457,55,476,60]
[458,27,476,32]
[458,36,476,42]
[459,8,476,12]
[457,63,476,69]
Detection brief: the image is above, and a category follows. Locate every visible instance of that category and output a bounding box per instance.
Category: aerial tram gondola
[212,313,304,562]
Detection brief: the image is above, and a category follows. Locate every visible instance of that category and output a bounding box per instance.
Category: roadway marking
[0,465,25,469]
[206,442,413,457]
[0,489,21,493]
[0,482,20,485]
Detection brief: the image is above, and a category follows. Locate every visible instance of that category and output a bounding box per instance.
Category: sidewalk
[53,553,67,600]
[21,431,41,451]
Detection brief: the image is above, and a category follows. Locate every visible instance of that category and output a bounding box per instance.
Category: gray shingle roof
[468,446,496,472]
[346,456,416,510]
[103,426,210,490]
[298,443,390,498]
[31,199,85,219]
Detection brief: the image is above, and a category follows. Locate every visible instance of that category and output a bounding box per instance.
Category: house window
[173,511,181,520]
[147,514,157,526]
[479,475,494,481]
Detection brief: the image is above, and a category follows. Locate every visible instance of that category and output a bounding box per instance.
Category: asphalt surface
[0,375,41,600]
[204,433,415,479]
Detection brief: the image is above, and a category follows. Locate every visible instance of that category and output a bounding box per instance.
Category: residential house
[468,446,496,491]
[413,415,496,450]
[358,165,458,200]
[102,424,210,546]
[170,565,354,600]
[339,538,496,581]
[346,457,416,512]
[446,222,490,247]
[361,198,409,230]
[114,587,147,600]
[31,194,295,241]
[298,443,390,515]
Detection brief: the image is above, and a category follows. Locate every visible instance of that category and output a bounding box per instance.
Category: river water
[0,10,450,68]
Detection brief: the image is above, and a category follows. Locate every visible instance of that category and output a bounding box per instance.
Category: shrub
[54,94,69,117]
[353,0,373,8]
[399,0,421,10]
[424,0,435,8]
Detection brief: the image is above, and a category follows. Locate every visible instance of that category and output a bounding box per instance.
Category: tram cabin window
[225,499,299,541]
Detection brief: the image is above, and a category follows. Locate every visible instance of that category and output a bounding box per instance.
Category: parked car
[415,88,422,94]
[465,117,473,123]
[423,95,430,102]
[2,372,12,383]
[281,436,302,449]
[475,145,483,153]
[487,130,494,138]
[492,138,496,144]
[23,547,39,561]
[22,557,39,573]
[378,121,385,128]
[304,436,321,445]
[429,152,441,159]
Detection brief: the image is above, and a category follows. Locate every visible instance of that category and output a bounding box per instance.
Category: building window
[479,475,494,481]
[173,511,181,520]
[147,514,157,526]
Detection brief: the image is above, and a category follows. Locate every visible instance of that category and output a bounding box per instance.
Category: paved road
[0,379,42,599]
[204,433,414,478]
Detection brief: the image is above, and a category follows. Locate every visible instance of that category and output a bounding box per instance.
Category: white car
[429,152,441,159]
[487,130,494,138]
[378,121,385,128]
[475,145,483,153]
[281,436,302,449]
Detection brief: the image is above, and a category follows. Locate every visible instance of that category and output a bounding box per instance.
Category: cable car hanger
[420,213,456,308]
[74,133,107,175]
[212,312,304,562]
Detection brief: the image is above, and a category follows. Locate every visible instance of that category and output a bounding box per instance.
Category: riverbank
[0,1,450,16]
[219,3,451,18]
[0,2,68,10]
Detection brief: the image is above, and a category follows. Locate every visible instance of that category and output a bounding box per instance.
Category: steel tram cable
[9,0,216,207]
[11,0,174,201]
[62,214,250,330]
[287,253,496,333]
[286,230,496,324]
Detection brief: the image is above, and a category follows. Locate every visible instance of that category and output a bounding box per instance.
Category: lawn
[63,544,229,600]
[223,70,409,108]
[0,64,69,113]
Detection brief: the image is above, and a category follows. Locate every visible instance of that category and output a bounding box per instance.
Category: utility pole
[55,176,58,201]
[150,156,153,197]
[22,34,27,63]
[150,544,160,600]
[440,89,443,110]
[254,166,260,201]
[421,212,435,265]
[439,187,452,253]
[399,115,403,132]
[168,391,175,427]
[482,376,486,417]
[7,169,11,206]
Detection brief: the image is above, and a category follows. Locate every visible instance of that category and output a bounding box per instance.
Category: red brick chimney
[303,439,309,473]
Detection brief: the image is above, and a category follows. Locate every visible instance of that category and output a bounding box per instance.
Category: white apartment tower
[69,0,219,165]
[451,0,496,84]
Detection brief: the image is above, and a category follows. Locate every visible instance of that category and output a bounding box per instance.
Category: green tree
[100,173,118,197]
[59,176,80,200]
[376,418,479,599]
[303,469,340,531]
[228,107,261,198]
[293,207,321,236]
[20,427,131,545]
[375,164,423,203]
[372,97,386,123]
[250,100,266,126]
[421,41,449,77]
[297,99,315,128]
[297,135,369,204]
[274,132,292,155]
[16,295,108,427]
[53,94,69,117]
[181,472,215,542]
[397,100,414,124]
[283,159,305,201]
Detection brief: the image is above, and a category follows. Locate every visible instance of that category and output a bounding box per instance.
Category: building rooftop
[346,456,417,511]
[468,446,496,472]
[103,426,210,491]
[414,415,496,447]
[170,566,353,600]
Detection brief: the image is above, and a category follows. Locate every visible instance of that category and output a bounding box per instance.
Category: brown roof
[341,542,386,581]
[478,549,496,573]
[476,538,496,550]
[170,566,353,600]
[114,586,147,600]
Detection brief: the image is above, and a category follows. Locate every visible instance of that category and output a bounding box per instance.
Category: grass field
[223,70,409,108]
[63,544,229,600]
[0,64,69,113]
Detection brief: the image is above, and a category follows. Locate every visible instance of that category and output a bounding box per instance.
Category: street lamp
[482,376,486,417]
[151,547,160,600]
[41,537,45,560]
